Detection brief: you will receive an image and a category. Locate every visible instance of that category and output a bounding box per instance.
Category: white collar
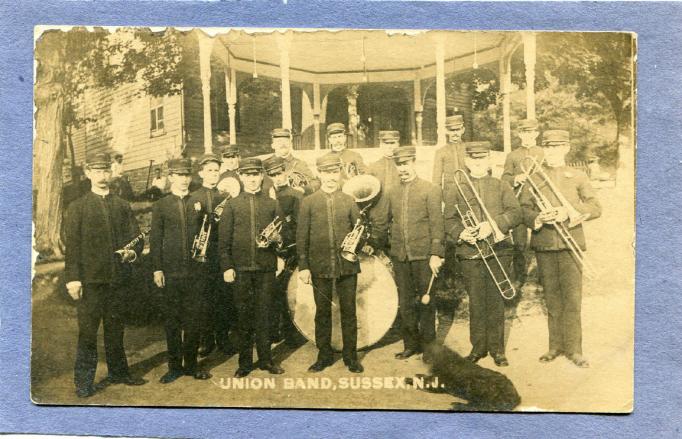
[321,185,338,194]
[91,186,110,197]
[171,187,189,198]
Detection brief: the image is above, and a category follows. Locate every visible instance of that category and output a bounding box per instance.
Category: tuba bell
[340,174,381,262]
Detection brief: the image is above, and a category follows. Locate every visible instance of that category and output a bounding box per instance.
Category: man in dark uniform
[444,142,522,367]
[190,153,235,357]
[150,157,212,383]
[263,155,303,344]
[366,130,401,234]
[326,122,366,182]
[383,146,445,364]
[219,145,241,183]
[501,119,544,287]
[519,130,601,368]
[270,128,319,195]
[297,153,364,373]
[219,158,285,378]
[432,114,467,191]
[64,152,147,398]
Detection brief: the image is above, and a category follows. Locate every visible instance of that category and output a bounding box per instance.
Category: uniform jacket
[219,190,282,272]
[297,189,361,278]
[382,177,445,262]
[64,191,142,284]
[432,142,466,190]
[366,156,401,248]
[519,166,601,251]
[367,156,401,193]
[188,186,227,272]
[150,193,197,278]
[501,145,544,188]
[443,174,522,259]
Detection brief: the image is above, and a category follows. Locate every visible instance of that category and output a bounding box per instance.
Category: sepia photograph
[31,26,635,412]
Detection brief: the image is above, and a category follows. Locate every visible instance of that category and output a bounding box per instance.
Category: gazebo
[192,28,537,154]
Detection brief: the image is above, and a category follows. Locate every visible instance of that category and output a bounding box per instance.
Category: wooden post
[500,54,512,153]
[435,36,447,146]
[278,32,292,130]
[199,33,214,154]
[313,81,321,150]
[523,32,537,120]
[414,70,423,146]
[229,68,237,145]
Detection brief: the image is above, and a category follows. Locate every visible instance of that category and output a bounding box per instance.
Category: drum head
[287,254,398,352]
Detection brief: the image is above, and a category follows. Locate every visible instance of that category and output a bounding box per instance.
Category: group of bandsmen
[64,116,601,398]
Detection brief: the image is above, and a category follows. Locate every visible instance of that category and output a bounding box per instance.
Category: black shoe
[109,375,147,386]
[198,341,216,357]
[394,349,419,360]
[465,352,487,363]
[259,362,285,374]
[75,386,95,398]
[422,352,434,365]
[270,332,284,344]
[492,353,509,367]
[539,350,562,363]
[235,367,252,378]
[347,361,364,373]
[159,369,184,384]
[193,370,212,380]
[308,359,333,373]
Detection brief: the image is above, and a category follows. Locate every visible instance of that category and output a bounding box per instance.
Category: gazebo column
[500,54,512,153]
[313,81,321,150]
[278,32,292,131]
[224,63,238,146]
[199,33,214,154]
[435,36,447,146]
[523,32,537,120]
[413,71,423,146]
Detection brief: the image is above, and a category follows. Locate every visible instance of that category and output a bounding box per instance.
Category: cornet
[256,216,284,249]
[519,156,595,276]
[114,230,148,263]
[340,175,381,262]
[192,196,231,263]
[340,214,369,262]
[453,169,516,300]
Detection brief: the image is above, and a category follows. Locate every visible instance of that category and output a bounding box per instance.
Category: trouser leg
[162,280,184,372]
[537,252,564,352]
[254,271,274,365]
[337,275,358,364]
[74,284,103,390]
[559,251,583,356]
[234,272,255,369]
[485,256,509,355]
[102,284,130,378]
[214,277,232,348]
[461,260,488,355]
[199,272,217,345]
[270,269,293,339]
[392,259,419,352]
[511,225,528,285]
[312,277,334,362]
[414,261,436,349]
[181,278,204,373]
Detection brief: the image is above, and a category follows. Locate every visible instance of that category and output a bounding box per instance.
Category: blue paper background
[1,1,681,437]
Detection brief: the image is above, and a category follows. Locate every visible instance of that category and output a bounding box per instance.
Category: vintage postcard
[31,26,635,412]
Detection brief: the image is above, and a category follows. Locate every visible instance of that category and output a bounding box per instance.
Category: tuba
[256,216,284,249]
[452,169,516,300]
[340,174,381,262]
[115,230,149,263]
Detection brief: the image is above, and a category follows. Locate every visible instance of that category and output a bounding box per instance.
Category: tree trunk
[33,77,66,259]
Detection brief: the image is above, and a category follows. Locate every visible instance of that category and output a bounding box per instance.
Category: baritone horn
[340,174,381,262]
[453,169,516,300]
[519,156,594,276]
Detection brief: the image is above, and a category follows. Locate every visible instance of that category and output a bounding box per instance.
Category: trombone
[519,156,595,277]
[452,169,516,300]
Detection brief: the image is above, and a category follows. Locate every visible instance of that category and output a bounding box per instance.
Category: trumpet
[115,230,148,263]
[192,196,230,263]
[256,216,284,249]
[519,156,594,276]
[453,169,516,300]
[340,213,369,262]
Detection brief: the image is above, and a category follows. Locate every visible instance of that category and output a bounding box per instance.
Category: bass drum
[287,254,398,352]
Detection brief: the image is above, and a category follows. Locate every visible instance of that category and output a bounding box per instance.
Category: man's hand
[121,249,137,263]
[276,257,285,277]
[459,228,478,245]
[429,255,444,277]
[66,281,83,301]
[223,269,236,283]
[554,206,569,223]
[513,174,527,187]
[299,269,312,285]
[362,244,374,256]
[153,271,165,288]
[476,221,493,240]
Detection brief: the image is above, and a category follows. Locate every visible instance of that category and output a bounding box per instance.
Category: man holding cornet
[444,142,522,367]
[296,153,364,373]
[219,158,285,378]
[519,130,601,368]
[64,152,147,398]
[383,146,445,364]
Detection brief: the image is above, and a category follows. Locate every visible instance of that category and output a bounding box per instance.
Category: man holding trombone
[444,142,522,367]
[519,130,601,368]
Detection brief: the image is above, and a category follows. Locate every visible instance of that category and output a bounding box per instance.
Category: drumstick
[311,283,338,308]
[421,273,436,305]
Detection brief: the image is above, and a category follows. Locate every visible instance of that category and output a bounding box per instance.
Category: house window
[150,102,165,137]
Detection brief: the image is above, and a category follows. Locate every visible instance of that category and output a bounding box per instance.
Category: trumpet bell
[342,174,381,203]
[341,250,359,262]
